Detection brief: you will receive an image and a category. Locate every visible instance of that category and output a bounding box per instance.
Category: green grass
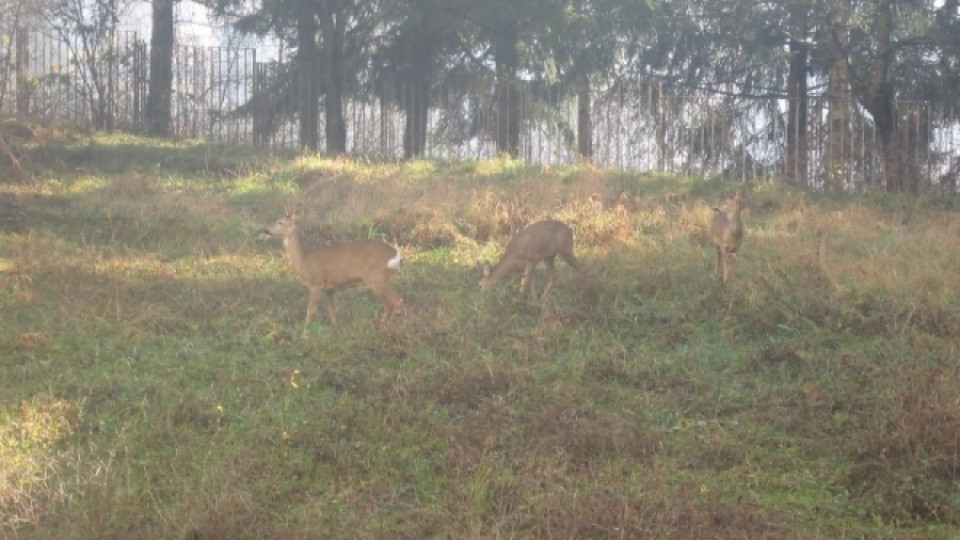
[2,131,960,539]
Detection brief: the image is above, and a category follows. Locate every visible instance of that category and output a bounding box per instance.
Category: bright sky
[121,0,280,60]
[120,0,231,46]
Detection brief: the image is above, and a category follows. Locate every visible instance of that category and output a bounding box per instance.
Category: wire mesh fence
[2,25,958,190]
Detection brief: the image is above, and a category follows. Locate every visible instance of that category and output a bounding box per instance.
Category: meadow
[2,129,960,539]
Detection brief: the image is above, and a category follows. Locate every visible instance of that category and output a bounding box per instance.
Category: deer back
[482,220,574,286]
[298,239,400,288]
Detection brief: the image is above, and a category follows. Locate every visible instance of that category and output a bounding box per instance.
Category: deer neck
[282,232,309,274]
[729,204,742,225]
[487,258,514,283]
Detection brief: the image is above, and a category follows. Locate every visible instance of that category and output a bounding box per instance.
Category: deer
[263,214,404,327]
[709,188,744,284]
[479,219,582,300]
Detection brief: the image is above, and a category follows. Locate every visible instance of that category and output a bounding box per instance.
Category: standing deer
[263,214,404,326]
[479,220,581,300]
[710,189,744,284]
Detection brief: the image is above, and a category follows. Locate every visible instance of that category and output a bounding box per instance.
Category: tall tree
[317,1,346,154]
[208,0,320,151]
[784,0,810,186]
[542,0,653,161]
[314,0,383,154]
[493,25,521,158]
[824,0,852,190]
[146,0,175,136]
[469,0,547,158]
[819,0,960,192]
[374,0,466,159]
[209,0,377,153]
[636,0,804,177]
[296,0,319,151]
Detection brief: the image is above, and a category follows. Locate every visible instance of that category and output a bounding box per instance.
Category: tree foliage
[21,0,952,190]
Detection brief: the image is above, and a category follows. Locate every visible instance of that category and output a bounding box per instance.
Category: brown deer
[479,220,581,300]
[263,214,404,326]
[709,189,744,284]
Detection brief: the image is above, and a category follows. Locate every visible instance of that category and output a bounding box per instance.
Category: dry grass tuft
[844,361,960,524]
[520,402,658,467]
[0,395,77,529]
[381,206,460,248]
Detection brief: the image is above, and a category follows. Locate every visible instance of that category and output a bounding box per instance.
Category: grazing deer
[709,189,744,284]
[263,214,404,326]
[479,220,581,300]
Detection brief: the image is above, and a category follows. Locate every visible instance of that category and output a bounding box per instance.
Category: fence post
[657,80,666,172]
[134,37,147,132]
[15,27,29,115]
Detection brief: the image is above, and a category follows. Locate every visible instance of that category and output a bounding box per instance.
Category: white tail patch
[387,248,404,269]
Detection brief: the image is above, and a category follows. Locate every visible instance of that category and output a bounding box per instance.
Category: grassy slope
[2,132,960,539]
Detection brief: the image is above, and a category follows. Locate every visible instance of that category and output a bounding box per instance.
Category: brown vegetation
[3,135,960,539]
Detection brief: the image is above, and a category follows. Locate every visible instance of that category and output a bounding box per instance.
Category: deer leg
[723,248,737,284]
[305,287,323,325]
[368,277,404,324]
[541,256,557,300]
[383,292,404,324]
[520,262,536,297]
[715,246,724,281]
[325,291,338,325]
[379,288,404,323]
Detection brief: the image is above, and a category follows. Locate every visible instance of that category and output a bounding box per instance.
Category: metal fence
[2,25,958,190]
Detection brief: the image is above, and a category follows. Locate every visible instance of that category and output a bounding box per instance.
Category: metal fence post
[15,26,29,116]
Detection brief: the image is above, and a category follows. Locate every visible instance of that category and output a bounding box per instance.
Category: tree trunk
[860,0,915,193]
[826,11,852,192]
[867,0,917,193]
[494,31,521,158]
[319,9,347,155]
[403,79,429,159]
[785,36,808,186]
[576,72,592,163]
[825,0,916,192]
[826,76,852,189]
[876,114,920,193]
[15,27,30,115]
[146,0,174,137]
[297,3,319,152]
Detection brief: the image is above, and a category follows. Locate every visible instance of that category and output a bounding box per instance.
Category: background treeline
[1,0,959,191]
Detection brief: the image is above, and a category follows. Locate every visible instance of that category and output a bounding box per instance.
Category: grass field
[2,130,960,539]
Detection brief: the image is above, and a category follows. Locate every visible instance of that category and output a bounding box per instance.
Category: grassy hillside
[2,131,960,539]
